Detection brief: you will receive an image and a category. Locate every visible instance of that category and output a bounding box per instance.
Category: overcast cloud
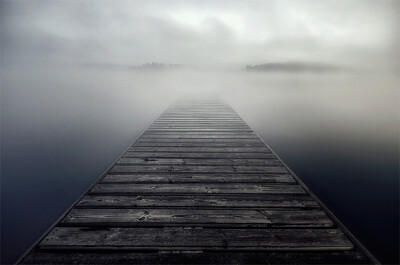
[1,0,398,69]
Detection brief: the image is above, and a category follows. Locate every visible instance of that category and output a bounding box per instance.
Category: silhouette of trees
[245,62,340,73]
[129,62,181,70]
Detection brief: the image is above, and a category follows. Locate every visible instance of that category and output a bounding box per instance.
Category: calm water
[1,66,399,264]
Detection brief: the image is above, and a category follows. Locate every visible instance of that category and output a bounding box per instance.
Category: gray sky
[1,0,398,69]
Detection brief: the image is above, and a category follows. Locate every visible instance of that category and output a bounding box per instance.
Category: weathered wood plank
[164,109,235,110]
[147,128,252,131]
[153,121,248,124]
[101,173,295,183]
[90,183,305,195]
[110,165,288,174]
[150,123,249,125]
[76,195,318,208]
[157,118,243,121]
[143,131,255,135]
[140,135,259,139]
[128,147,270,153]
[148,127,251,131]
[162,107,235,110]
[124,152,276,159]
[152,124,248,127]
[136,138,263,143]
[133,142,265,147]
[60,208,333,228]
[117,158,282,166]
[146,128,253,131]
[20,251,372,265]
[155,115,242,118]
[161,111,237,113]
[164,108,233,111]
[158,114,240,116]
[151,121,248,124]
[39,227,353,251]
[151,126,249,129]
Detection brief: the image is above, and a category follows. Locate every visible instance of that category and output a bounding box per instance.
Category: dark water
[1,67,398,264]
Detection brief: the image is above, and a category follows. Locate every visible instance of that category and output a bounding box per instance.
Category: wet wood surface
[19,97,376,264]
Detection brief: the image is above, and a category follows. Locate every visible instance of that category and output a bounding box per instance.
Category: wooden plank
[143,131,254,135]
[148,127,251,130]
[128,147,270,153]
[156,119,244,122]
[20,251,372,265]
[136,138,263,143]
[164,112,225,114]
[167,106,232,108]
[140,136,259,140]
[157,118,242,120]
[101,173,296,183]
[144,131,256,135]
[124,152,276,159]
[117,158,282,166]
[150,122,249,125]
[165,109,234,111]
[162,108,234,110]
[154,122,246,125]
[146,130,254,133]
[150,120,245,123]
[76,195,319,208]
[166,110,234,112]
[166,107,233,110]
[156,116,243,118]
[147,127,250,130]
[151,125,248,128]
[164,108,233,109]
[133,142,265,147]
[150,126,249,129]
[60,208,333,228]
[110,165,288,174]
[39,227,353,251]
[153,120,245,122]
[151,122,249,124]
[160,116,241,118]
[163,109,235,111]
[89,183,305,195]
[158,115,240,117]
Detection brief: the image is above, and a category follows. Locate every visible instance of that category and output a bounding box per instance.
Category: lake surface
[1,66,398,264]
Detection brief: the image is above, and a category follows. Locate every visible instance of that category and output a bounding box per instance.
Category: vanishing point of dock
[18,96,377,264]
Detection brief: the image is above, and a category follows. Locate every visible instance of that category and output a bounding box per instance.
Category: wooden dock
[19,96,377,264]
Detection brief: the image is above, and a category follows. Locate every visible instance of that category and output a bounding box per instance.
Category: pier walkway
[19,97,377,264]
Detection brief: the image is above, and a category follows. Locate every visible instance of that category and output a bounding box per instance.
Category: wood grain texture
[40,227,353,251]
[60,208,333,227]
[20,251,372,265]
[76,195,319,208]
[140,134,259,139]
[117,158,282,166]
[101,173,296,183]
[128,146,270,153]
[136,138,263,143]
[110,165,288,174]
[133,142,266,147]
[90,183,305,195]
[124,152,276,159]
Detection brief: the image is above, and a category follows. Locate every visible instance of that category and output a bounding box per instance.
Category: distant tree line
[245,62,340,73]
[129,62,181,70]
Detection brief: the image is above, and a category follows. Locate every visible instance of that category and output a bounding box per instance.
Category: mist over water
[1,66,398,264]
